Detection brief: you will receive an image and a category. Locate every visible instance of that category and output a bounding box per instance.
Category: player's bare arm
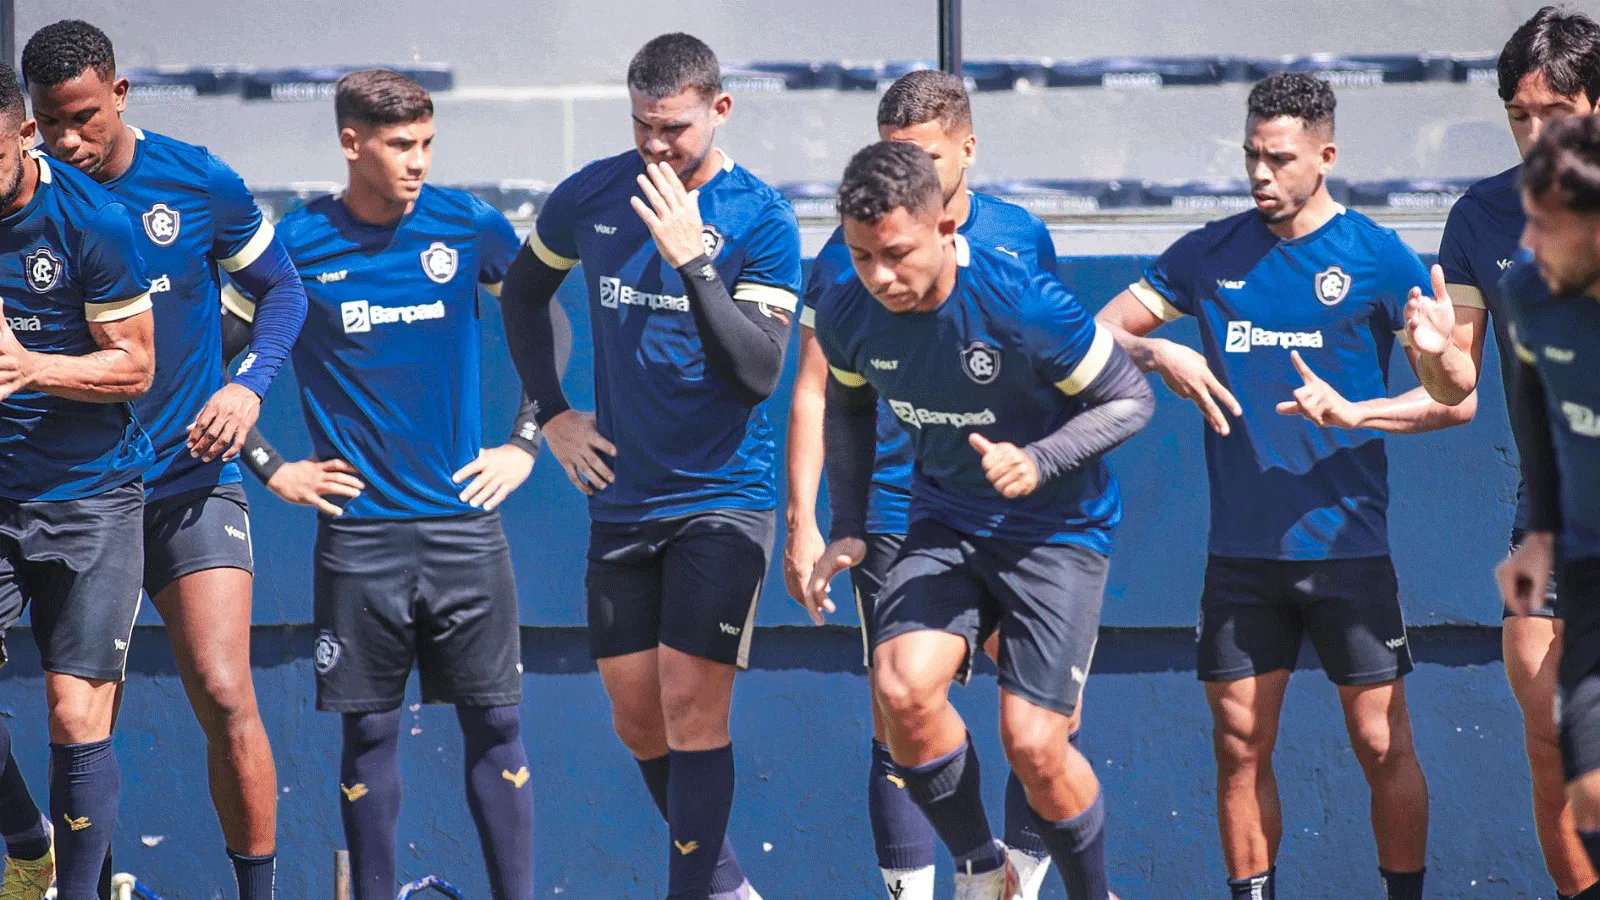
[0,301,153,403]
[1405,264,1484,406]
[1275,349,1476,432]
[1098,289,1241,435]
[784,325,830,601]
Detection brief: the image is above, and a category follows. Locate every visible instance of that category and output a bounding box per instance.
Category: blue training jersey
[1132,208,1428,560]
[0,154,153,501]
[1438,165,1529,528]
[276,185,519,519]
[800,191,1058,534]
[528,150,803,523]
[98,127,277,500]
[814,236,1120,551]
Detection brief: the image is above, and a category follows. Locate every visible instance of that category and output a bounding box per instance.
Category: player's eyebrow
[631,113,691,129]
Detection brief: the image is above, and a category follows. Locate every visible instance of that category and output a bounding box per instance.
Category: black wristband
[240,428,286,484]
[508,418,541,457]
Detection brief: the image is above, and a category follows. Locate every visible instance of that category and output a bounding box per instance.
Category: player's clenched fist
[631,161,707,268]
[802,536,865,626]
[970,432,1039,498]
[1498,531,1555,617]
[542,409,617,495]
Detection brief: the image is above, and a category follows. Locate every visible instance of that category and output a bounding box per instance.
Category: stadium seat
[1244,54,1430,86]
[1047,56,1227,89]
[1347,177,1477,210]
[972,179,1142,214]
[777,182,840,220]
[726,61,845,91]
[124,66,246,102]
[241,64,453,101]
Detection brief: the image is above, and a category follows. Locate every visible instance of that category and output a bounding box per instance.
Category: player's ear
[961,132,977,171]
[17,118,35,148]
[339,126,361,163]
[710,91,732,127]
[1320,140,1337,174]
[112,77,130,114]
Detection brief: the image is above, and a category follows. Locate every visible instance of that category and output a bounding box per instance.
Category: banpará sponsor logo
[340,299,446,333]
[5,315,42,332]
[1224,320,1324,353]
[597,275,690,312]
[887,399,997,430]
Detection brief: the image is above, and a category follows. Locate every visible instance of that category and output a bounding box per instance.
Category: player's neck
[916,245,961,312]
[341,181,414,226]
[946,183,972,229]
[1265,188,1340,241]
[4,154,40,217]
[681,148,726,192]
[90,123,139,183]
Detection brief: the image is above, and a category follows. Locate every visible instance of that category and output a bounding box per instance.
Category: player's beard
[0,156,26,214]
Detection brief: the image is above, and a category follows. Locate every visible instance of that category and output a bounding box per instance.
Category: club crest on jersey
[960,340,1002,385]
[314,631,342,674]
[1314,265,1352,306]
[141,202,181,247]
[419,241,458,284]
[23,247,62,293]
[701,225,724,260]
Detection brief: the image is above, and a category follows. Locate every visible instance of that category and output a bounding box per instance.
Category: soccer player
[1403,10,1600,898]
[1499,112,1600,880]
[21,20,309,900]
[0,61,155,900]
[1094,73,1472,900]
[231,70,536,900]
[783,70,1062,900]
[805,140,1152,900]
[497,33,799,900]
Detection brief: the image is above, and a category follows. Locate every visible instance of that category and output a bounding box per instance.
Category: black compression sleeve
[1024,344,1155,482]
[1516,358,1562,533]
[824,376,879,542]
[508,392,541,457]
[678,255,790,401]
[499,246,573,426]
[221,307,254,364]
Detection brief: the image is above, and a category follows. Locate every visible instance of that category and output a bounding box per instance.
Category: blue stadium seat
[1140,178,1353,211]
[1347,178,1477,210]
[241,64,453,101]
[777,182,839,220]
[962,60,1049,92]
[1244,54,1430,87]
[727,62,845,91]
[1047,57,1226,89]
[973,179,1142,214]
[1444,53,1500,86]
[124,66,246,102]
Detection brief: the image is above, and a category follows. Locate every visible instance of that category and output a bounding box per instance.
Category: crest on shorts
[960,340,1002,385]
[1314,265,1352,307]
[700,224,724,260]
[23,247,62,293]
[419,241,458,284]
[141,202,181,247]
[314,630,342,674]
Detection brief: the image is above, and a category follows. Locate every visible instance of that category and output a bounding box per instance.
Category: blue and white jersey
[528,150,803,523]
[275,185,519,518]
[815,236,1118,551]
[0,154,153,501]
[97,128,277,500]
[800,192,1058,534]
[1132,208,1429,560]
[1502,261,1600,562]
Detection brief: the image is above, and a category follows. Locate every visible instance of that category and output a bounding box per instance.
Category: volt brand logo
[1224,320,1324,353]
[340,299,446,333]
[593,223,617,235]
[596,276,690,312]
[315,270,348,284]
[1497,258,1513,272]
[869,358,899,371]
[1217,279,1246,290]
[5,316,40,332]
[224,525,248,543]
[1545,346,1576,364]
[150,275,172,294]
[718,622,742,636]
[1563,402,1600,438]
[1385,636,1407,650]
[888,399,997,430]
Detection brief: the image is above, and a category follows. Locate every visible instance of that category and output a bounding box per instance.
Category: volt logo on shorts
[887,399,997,430]
[597,276,690,312]
[224,525,248,542]
[1385,636,1407,650]
[718,622,742,635]
[340,299,447,333]
[1563,402,1600,438]
[1224,320,1324,353]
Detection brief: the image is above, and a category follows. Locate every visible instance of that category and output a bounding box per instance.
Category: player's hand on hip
[0,301,37,403]
[1149,338,1241,436]
[187,382,262,463]
[784,520,828,604]
[1276,350,1363,429]
[1498,531,1555,616]
[803,537,864,625]
[1404,264,1457,357]
[970,433,1040,498]
[542,409,617,495]
[266,458,364,516]
[452,444,535,511]
[630,162,706,268]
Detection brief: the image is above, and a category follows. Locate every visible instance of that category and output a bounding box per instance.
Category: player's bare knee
[1347,713,1414,776]
[48,699,111,744]
[1001,725,1067,788]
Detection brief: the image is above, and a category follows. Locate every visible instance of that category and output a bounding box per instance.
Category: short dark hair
[627,33,721,100]
[1523,113,1600,213]
[334,70,433,129]
[877,70,971,132]
[21,19,116,88]
[0,63,25,125]
[1247,72,1336,135]
[837,141,943,224]
[1498,6,1600,104]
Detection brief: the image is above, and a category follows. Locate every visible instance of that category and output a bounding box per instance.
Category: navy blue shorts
[313,512,522,713]
[1557,559,1600,780]
[1197,555,1413,686]
[873,519,1107,717]
[852,532,905,668]
[0,482,145,681]
[143,482,254,595]
[1503,529,1561,619]
[586,508,773,668]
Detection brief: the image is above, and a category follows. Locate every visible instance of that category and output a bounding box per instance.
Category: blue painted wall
[0,256,1546,898]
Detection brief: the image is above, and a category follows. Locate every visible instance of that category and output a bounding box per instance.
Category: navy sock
[1004,770,1049,861]
[458,705,534,900]
[1031,792,1109,900]
[340,710,403,900]
[1567,883,1600,900]
[48,739,120,900]
[229,850,276,900]
[1228,867,1276,900]
[868,740,936,871]
[665,745,737,900]
[0,720,46,861]
[900,738,1002,875]
[1379,867,1425,900]
[637,754,747,894]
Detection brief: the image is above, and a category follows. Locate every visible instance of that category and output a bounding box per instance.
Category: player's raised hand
[1405,265,1456,356]
[0,299,36,404]
[542,409,617,495]
[783,521,827,603]
[1497,531,1555,616]
[1148,339,1241,435]
[188,383,262,463]
[266,458,364,516]
[630,162,706,268]
[970,433,1040,498]
[452,444,535,511]
[1276,351,1363,429]
[802,536,865,625]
